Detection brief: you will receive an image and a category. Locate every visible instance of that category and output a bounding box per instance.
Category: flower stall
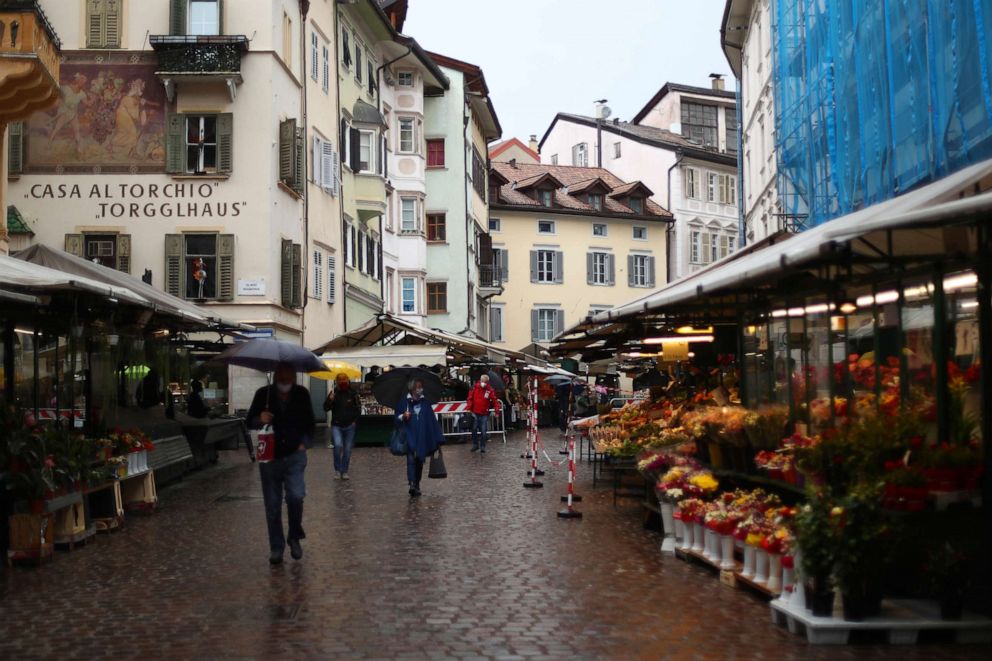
[553,175,992,641]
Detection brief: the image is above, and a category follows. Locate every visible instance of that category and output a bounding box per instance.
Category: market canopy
[12,244,250,330]
[0,253,149,306]
[320,344,448,370]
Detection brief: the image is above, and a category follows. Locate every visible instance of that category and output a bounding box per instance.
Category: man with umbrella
[246,363,315,565]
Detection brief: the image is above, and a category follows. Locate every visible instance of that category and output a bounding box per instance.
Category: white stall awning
[321,345,448,369]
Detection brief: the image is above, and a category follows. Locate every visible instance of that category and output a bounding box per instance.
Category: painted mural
[25,54,166,173]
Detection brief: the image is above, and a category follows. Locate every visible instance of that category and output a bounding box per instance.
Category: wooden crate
[6,513,55,565]
[54,500,86,541]
[85,480,124,533]
[121,470,158,513]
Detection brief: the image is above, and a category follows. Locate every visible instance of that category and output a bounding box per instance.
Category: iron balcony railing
[478,265,504,289]
[149,35,248,75]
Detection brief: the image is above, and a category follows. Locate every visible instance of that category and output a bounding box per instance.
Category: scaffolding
[773,0,992,229]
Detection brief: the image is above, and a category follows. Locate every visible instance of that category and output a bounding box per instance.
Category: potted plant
[794,487,836,616]
[926,543,968,620]
[832,482,888,621]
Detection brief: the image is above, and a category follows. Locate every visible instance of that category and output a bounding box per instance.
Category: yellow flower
[830,506,844,517]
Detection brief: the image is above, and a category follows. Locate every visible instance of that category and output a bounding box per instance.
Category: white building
[722,0,780,243]
[538,81,739,279]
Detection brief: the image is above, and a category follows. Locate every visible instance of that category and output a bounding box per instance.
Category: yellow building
[0,0,60,254]
[488,161,672,351]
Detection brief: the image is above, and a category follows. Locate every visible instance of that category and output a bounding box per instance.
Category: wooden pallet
[54,525,97,551]
[120,470,159,513]
[770,597,992,644]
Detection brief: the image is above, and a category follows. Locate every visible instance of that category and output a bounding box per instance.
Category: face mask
[415,388,424,398]
[276,383,292,394]
[338,381,350,390]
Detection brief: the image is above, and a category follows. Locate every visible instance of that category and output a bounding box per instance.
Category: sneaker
[288,538,303,560]
[480,447,487,453]
[413,485,422,497]
[341,473,350,481]
[408,484,417,497]
[269,551,284,565]
[470,446,479,453]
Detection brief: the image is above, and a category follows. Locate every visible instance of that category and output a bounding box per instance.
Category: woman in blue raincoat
[395,378,443,497]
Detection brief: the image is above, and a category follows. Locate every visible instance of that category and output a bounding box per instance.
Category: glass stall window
[945,271,981,445]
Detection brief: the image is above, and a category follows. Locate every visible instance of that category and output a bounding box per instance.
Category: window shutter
[217,234,235,300]
[702,233,712,263]
[607,253,616,285]
[86,0,105,48]
[478,232,493,266]
[553,251,564,283]
[281,238,293,307]
[312,137,322,185]
[293,127,305,194]
[327,254,336,303]
[279,118,297,186]
[215,113,233,174]
[627,254,635,286]
[646,256,656,288]
[332,146,340,196]
[500,248,509,280]
[378,134,385,175]
[7,121,23,175]
[165,234,183,297]
[165,114,185,174]
[529,250,538,283]
[531,309,539,342]
[218,0,225,35]
[115,234,131,273]
[586,253,594,285]
[555,310,565,337]
[339,118,347,154]
[292,242,303,308]
[349,127,360,171]
[169,0,187,35]
[64,234,83,258]
[321,140,334,191]
[105,0,121,47]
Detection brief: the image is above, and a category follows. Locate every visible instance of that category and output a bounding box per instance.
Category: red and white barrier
[434,400,506,445]
[558,429,582,519]
[523,376,543,488]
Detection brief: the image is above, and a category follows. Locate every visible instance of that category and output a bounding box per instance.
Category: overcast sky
[404,0,732,145]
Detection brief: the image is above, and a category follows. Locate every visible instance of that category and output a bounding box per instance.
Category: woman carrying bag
[395,378,444,497]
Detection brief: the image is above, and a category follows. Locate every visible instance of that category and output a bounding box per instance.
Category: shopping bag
[428,448,447,479]
[252,424,275,463]
[388,427,409,457]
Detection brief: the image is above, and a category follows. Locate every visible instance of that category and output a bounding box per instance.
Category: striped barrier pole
[557,429,582,518]
[520,377,535,459]
[524,376,543,488]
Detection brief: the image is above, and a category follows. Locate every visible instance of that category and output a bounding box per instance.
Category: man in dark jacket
[323,373,362,480]
[247,364,314,565]
[466,374,498,453]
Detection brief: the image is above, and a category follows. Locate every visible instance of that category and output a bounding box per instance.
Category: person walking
[466,374,497,453]
[247,364,315,565]
[395,378,443,497]
[323,372,361,480]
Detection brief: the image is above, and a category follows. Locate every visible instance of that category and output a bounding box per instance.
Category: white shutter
[321,140,335,191]
[313,249,323,299]
[331,146,340,197]
[312,137,322,186]
[327,254,337,303]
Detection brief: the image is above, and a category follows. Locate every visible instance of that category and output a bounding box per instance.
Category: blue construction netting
[772,0,992,230]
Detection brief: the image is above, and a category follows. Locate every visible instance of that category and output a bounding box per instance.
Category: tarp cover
[321,345,447,369]
[0,253,148,305]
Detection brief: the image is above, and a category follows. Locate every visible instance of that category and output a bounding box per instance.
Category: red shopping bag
[254,424,275,463]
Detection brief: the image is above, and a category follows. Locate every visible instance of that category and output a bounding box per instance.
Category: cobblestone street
[0,431,985,661]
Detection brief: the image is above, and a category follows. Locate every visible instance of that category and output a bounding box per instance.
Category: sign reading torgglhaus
[26,182,245,220]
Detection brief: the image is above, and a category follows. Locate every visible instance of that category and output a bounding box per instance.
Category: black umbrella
[485,370,507,392]
[371,367,443,407]
[214,338,325,373]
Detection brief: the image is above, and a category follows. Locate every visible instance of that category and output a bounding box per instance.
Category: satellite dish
[601,105,612,119]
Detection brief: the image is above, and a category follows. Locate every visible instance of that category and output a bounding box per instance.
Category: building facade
[422,52,501,339]
[489,136,540,165]
[488,161,672,351]
[721,0,778,243]
[723,0,992,234]
[539,82,739,280]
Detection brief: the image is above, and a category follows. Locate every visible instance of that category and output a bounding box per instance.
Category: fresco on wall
[25,54,166,173]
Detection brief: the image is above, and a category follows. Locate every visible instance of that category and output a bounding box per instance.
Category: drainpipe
[299,0,310,347]
[666,150,683,283]
[333,8,347,333]
[463,94,472,333]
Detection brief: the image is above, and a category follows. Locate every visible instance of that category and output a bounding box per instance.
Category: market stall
[553,161,992,639]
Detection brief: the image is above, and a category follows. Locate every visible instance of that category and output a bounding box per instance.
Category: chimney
[709,73,725,91]
[509,158,517,168]
[528,134,539,153]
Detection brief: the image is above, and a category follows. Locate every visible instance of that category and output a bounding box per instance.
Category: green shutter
[64,234,83,258]
[281,238,293,307]
[217,113,233,174]
[165,234,183,297]
[293,126,305,194]
[86,0,105,48]
[169,0,187,36]
[279,119,297,186]
[7,121,23,175]
[165,114,185,174]
[218,0,225,35]
[217,233,234,301]
[105,0,121,47]
[291,242,303,308]
[116,234,131,273]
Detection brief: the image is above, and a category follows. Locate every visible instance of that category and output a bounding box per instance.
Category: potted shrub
[926,543,968,620]
[832,482,888,621]
[794,487,837,616]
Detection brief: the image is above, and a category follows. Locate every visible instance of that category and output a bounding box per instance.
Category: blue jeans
[259,450,308,553]
[406,451,424,486]
[471,413,490,449]
[332,423,356,474]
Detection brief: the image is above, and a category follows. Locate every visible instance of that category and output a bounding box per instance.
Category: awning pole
[975,222,992,610]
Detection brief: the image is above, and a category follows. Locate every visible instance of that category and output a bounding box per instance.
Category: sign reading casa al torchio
[24,181,246,220]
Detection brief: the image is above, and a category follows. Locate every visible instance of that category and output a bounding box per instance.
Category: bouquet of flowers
[677,497,707,524]
[106,427,155,454]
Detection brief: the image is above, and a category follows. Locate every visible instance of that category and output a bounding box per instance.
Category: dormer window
[589,193,604,211]
[538,189,553,207]
[629,197,644,214]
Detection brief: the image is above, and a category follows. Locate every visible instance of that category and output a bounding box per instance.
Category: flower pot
[804,580,835,617]
[781,562,796,605]
[842,592,873,622]
[741,544,756,579]
[680,519,693,551]
[673,518,685,549]
[754,548,769,584]
[767,554,783,593]
[939,593,965,621]
[659,500,676,554]
[720,534,736,570]
[691,523,705,553]
[705,529,720,564]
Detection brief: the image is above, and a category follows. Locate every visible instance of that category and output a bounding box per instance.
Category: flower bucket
[741,544,756,579]
[754,548,769,584]
[691,523,705,553]
[659,500,676,554]
[767,554,783,593]
[680,519,693,551]
[719,534,736,570]
[703,528,719,563]
[804,579,834,617]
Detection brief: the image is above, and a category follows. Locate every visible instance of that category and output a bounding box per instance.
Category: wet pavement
[0,430,988,660]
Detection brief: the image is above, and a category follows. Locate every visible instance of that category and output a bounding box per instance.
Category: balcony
[0,0,61,124]
[478,264,504,296]
[149,35,248,102]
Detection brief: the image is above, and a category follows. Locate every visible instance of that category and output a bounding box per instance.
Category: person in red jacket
[466,374,497,453]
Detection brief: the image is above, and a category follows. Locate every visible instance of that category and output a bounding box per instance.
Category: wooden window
[537,189,553,207]
[397,71,414,86]
[312,249,323,299]
[684,167,699,199]
[190,0,221,36]
[627,254,655,288]
[401,277,416,313]
[592,223,607,237]
[588,193,604,211]
[633,226,647,240]
[681,102,718,149]
[280,239,302,308]
[358,130,375,173]
[355,37,363,82]
[398,117,415,153]
[488,217,500,232]
[166,113,232,175]
[327,254,337,303]
[164,233,234,301]
[490,305,504,342]
[341,25,351,68]
[530,250,563,284]
[310,31,319,81]
[400,198,418,233]
[537,219,555,234]
[427,213,446,242]
[282,12,293,65]
[586,252,614,286]
[531,308,563,342]
[322,44,330,93]
[629,197,644,214]
[87,0,122,48]
[7,122,23,174]
[427,139,445,167]
[427,282,447,314]
[279,118,305,193]
[65,233,131,273]
[312,136,339,196]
